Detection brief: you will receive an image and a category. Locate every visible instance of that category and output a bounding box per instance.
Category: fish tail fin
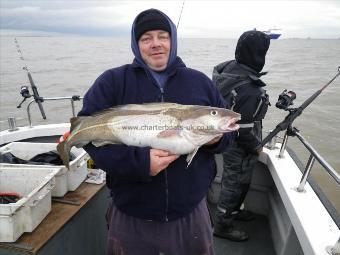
[57,140,71,169]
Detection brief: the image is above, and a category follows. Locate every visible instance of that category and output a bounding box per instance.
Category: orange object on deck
[58,130,71,143]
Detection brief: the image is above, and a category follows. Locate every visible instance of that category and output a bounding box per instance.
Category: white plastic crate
[0,166,59,242]
[0,142,90,196]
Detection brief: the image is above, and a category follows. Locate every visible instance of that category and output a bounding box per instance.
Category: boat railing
[267,127,340,191]
[266,127,340,254]
[26,96,83,127]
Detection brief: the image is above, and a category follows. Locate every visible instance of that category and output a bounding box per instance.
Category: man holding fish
[70,9,239,255]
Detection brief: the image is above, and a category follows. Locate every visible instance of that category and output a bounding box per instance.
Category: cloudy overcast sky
[1,1,340,38]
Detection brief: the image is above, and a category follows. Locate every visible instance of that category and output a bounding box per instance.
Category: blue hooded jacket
[78,9,233,221]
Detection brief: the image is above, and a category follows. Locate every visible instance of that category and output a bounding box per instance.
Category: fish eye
[210,110,218,116]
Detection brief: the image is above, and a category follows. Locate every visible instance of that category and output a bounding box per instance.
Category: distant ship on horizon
[263,28,282,39]
[253,28,282,39]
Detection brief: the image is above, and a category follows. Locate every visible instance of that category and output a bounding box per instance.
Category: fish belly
[108,115,196,154]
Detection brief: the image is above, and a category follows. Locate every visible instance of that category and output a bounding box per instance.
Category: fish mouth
[218,117,241,132]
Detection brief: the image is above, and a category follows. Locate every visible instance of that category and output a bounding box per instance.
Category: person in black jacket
[212,30,271,241]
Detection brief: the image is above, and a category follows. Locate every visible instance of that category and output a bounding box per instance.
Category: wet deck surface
[209,203,276,255]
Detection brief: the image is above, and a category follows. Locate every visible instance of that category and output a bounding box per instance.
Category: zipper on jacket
[144,66,177,221]
[160,87,165,102]
[164,166,169,222]
[159,86,169,221]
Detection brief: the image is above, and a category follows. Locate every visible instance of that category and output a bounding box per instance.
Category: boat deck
[209,203,276,255]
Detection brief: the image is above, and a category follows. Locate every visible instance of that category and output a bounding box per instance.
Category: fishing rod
[176,0,185,29]
[261,66,340,147]
[14,38,46,119]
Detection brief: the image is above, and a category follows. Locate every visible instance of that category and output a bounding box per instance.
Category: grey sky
[1,1,340,38]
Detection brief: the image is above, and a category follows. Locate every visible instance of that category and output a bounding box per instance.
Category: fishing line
[176,0,185,29]
[320,66,340,91]
[14,38,46,119]
[14,38,29,72]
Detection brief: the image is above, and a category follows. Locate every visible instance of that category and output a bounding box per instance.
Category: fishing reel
[17,85,32,108]
[275,89,296,110]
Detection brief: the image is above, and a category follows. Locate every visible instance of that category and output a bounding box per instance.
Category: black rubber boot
[234,209,255,221]
[213,210,249,242]
[213,223,249,242]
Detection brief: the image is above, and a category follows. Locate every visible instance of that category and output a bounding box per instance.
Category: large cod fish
[57,102,241,168]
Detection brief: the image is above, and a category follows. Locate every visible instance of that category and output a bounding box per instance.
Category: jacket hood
[235,30,270,73]
[213,61,248,90]
[212,60,266,90]
[131,9,178,71]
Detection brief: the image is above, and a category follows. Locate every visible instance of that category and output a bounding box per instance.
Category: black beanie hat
[135,9,171,41]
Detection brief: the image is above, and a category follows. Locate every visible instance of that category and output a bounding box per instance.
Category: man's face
[138,30,170,71]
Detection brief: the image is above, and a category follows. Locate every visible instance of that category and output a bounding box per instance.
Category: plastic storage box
[0,142,89,197]
[0,166,59,242]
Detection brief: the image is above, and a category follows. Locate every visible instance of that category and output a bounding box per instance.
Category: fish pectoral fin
[157,129,181,138]
[186,147,200,168]
[91,141,118,147]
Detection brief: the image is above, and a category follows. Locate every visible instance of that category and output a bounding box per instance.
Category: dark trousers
[106,198,214,255]
[216,145,258,226]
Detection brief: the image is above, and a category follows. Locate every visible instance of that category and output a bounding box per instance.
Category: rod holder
[296,154,316,192]
[7,117,19,131]
[278,130,289,158]
[265,131,277,150]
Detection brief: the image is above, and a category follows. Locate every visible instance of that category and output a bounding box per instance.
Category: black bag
[0,150,75,165]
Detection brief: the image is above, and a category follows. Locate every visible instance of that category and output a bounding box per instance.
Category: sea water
[0,36,339,211]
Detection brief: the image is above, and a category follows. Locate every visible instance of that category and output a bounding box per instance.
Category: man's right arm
[78,70,151,182]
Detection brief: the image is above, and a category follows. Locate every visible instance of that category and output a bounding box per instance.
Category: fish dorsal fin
[70,116,88,132]
[88,104,154,117]
[90,106,127,117]
[116,102,182,112]
[138,102,180,109]
[89,103,185,117]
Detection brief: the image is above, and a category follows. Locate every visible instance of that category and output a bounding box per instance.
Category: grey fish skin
[57,102,241,169]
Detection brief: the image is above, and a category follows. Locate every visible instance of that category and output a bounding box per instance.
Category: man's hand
[150,149,179,176]
[205,135,223,146]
